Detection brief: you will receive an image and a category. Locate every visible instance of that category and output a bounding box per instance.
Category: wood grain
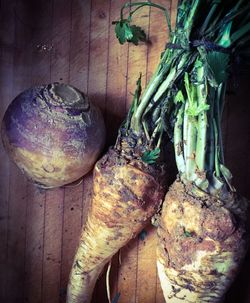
[0,0,14,300]
[0,1,250,303]
[42,189,64,303]
[24,186,45,303]
[3,1,32,301]
[23,1,52,302]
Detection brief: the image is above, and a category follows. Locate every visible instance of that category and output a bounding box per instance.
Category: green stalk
[153,53,191,102]
[141,51,189,121]
[130,49,171,132]
[216,84,225,164]
[183,98,189,162]
[121,0,201,134]
[185,116,197,181]
[195,62,208,172]
[174,103,186,175]
[208,89,215,174]
[183,0,200,37]
[213,118,220,178]
[184,72,197,181]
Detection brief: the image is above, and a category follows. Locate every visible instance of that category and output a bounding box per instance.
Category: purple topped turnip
[1,83,106,188]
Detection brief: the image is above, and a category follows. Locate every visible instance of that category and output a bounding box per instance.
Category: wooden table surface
[0,1,250,303]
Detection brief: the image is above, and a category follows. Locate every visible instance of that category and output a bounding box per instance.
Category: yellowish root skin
[157,179,249,303]
[67,149,166,303]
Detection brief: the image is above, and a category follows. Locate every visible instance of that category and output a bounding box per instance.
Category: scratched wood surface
[0,1,250,303]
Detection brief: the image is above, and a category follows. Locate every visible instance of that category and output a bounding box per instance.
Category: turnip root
[1,83,106,188]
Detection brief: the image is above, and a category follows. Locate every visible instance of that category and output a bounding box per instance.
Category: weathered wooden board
[0,1,250,303]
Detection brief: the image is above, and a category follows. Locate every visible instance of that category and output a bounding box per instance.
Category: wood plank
[0,0,15,300]
[50,0,71,84]
[87,0,110,113]
[69,0,91,93]
[105,0,129,146]
[170,0,178,30]
[118,239,139,303]
[4,1,34,301]
[25,186,46,303]
[42,188,64,303]
[136,226,158,303]
[6,165,28,303]
[22,1,53,302]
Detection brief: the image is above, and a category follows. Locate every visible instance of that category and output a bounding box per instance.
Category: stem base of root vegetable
[157,179,249,303]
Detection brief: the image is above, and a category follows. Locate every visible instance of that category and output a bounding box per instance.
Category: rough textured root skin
[67,148,166,303]
[157,179,249,303]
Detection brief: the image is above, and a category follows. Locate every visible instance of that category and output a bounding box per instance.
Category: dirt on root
[158,179,249,272]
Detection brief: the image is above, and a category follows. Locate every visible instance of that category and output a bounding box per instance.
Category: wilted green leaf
[128,25,146,45]
[114,20,146,45]
[141,148,160,164]
[115,21,133,44]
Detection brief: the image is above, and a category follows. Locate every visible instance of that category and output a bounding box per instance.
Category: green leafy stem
[114,0,201,142]
[114,0,250,178]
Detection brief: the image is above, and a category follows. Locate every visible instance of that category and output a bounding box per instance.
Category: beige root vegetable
[67,147,166,302]
[157,180,249,303]
[154,0,250,299]
[66,2,177,296]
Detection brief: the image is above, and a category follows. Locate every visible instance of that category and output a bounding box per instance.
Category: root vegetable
[157,180,248,303]
[1,83,106,188]
[153,0,250,301]
[66,2,177,300]
[66,68,170,303]
[67,148,166,302]
[68,1,250,301]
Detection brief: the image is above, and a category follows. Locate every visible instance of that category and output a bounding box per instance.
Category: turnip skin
[1,83,106,188]
[157,179,249,303]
